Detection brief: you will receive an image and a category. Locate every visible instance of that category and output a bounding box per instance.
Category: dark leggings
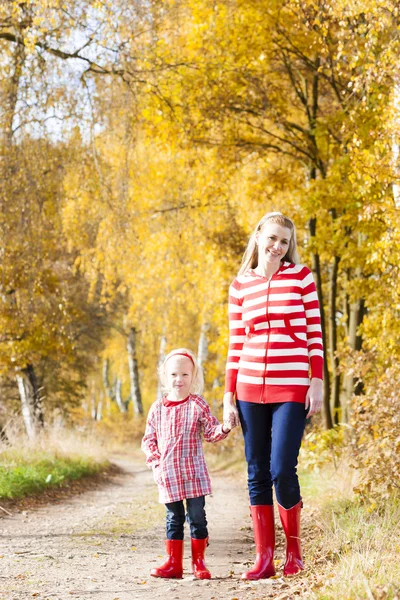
[237,400,307,509]
[165,496,208,540]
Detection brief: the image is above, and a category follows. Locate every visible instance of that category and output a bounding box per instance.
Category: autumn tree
[120,0,400,426]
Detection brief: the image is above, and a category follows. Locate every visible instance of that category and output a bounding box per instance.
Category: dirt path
[0,454,318,600]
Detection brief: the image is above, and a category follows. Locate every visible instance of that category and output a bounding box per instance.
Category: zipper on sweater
[260,276,272,403]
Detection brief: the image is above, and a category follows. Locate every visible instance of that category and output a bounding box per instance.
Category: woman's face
[256,223,292,268]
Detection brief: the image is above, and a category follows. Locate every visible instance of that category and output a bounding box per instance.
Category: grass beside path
[0,452,108,499]
[300,467,400,600]
[0,430,109,500]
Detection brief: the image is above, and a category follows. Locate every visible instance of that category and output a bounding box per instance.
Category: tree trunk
[392,83,400,208]
[212,377,220,415]
[102,359,115,401]
[16,373,36,439]
[157,334,167,400]
[308,217,333,429]
[25,363,44,427]
[3,27,25,148]
[306,81,332,426]
[90,382,103,420]
[329,255,341,424]
[103,358,129,413]
[197,322,210,367]
[114,377,128,413]
[127,327,143,415]
[343,297,366,422]
[97,392,103,421]
[91,384,98,420]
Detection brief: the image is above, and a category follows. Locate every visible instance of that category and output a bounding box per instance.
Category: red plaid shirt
[141,394,228,503]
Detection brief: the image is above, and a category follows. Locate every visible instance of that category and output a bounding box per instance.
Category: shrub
[300,424,345,471]
[350,354,400,505]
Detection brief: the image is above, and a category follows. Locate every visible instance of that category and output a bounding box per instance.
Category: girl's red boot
[191,537,211,579]
[150,539,184,578]
[241,505,276,580]
[278,500,304,576]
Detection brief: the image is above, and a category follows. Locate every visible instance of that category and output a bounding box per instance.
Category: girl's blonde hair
[158,347,204,395]
[238,212,299,275]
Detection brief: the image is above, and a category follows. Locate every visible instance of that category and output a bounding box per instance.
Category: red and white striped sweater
[225,262,324,404]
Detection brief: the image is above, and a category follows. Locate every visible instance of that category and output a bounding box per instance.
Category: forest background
[1,0,400,507]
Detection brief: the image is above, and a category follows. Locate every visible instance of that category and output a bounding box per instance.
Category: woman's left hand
[305,378,323,417]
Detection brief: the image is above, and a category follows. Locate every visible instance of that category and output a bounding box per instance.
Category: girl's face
[256,223,291,268]
[165,356,194,399]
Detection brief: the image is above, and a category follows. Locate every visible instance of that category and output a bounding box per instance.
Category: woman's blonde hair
[158,347,204,395]
[238,212,299,275]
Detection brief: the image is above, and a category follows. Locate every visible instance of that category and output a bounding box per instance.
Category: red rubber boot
[150,539,184,578]
[278,500,304,576]
[191,537,211,579]
[241,505,276,580]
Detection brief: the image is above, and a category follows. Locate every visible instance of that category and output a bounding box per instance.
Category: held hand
[305,378,323,417]
[223,392,240,429]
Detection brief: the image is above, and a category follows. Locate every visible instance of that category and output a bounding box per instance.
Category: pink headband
[166,352,195,365]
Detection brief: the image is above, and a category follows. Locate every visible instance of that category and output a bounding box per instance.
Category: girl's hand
[223,392,240,429]
[305,378,323,417]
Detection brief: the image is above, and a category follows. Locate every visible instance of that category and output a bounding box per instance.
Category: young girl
[141,347,231,580]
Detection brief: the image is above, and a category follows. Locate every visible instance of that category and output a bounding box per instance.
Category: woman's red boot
[191,537,211,579]
[278,500,304,576]
[150,539,184,578]
[241,505,276,580]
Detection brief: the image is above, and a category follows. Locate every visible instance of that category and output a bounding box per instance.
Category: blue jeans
[237,401,307,509]
[165,496,208,540]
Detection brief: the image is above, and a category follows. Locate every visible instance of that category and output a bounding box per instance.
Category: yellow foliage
[2,0,400,480]
[349,352,400,503]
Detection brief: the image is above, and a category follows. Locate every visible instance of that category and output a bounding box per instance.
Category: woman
[223,212,323,579]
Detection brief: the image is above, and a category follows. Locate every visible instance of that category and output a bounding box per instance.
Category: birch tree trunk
[157,334,167,400]
[115,377,128,413]
[102,359,129,413]
[212,377,220,415]
[197,322,210,367]
[102,359,114,401]
[25,363,44,427]
[127,327,143,415]
[91,386,98,420]
[90,382,103,420]
[96,392,103,421]
[3,24,25,148]
[392,83,400,208]
[16,373,37,439]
